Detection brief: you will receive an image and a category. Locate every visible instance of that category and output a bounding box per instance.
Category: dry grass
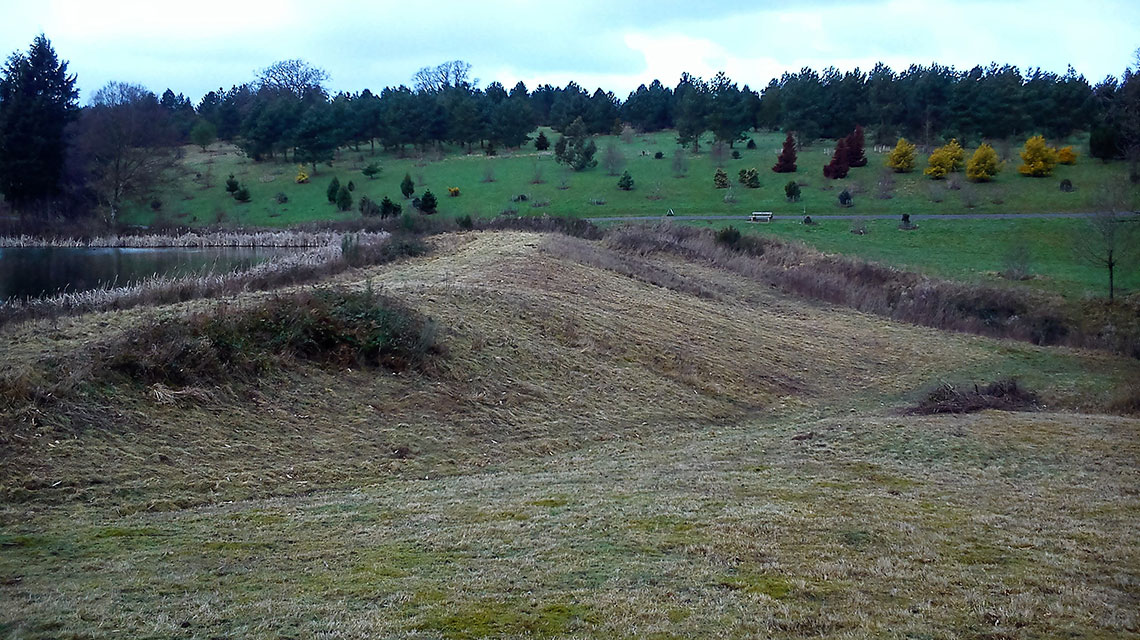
[1,230,1138,638]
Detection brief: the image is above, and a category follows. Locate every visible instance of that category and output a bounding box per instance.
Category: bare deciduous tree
[1075,185,1139,300]
[413,60,474,93]
[601,143,625,176]
[77,82,176,222]
[256,59,329,98]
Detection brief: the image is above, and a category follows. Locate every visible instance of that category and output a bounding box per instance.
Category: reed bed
[0,230,377,248]
[0,232,401,327]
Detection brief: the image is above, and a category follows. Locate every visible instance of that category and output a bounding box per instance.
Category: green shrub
[327,177,341,203]
[715,225,741,247]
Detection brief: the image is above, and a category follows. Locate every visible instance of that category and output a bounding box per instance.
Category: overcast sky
[3,0,1138,104]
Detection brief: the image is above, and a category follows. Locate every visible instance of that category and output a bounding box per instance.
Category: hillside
[121,130,1138,230]
[1,230,1138,638]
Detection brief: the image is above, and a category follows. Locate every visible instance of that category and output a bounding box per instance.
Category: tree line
[2,35,1139,222]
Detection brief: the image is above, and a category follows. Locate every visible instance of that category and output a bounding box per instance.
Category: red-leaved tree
[772,131,797,172]
[846,125,867,167]
[823,137,850,179]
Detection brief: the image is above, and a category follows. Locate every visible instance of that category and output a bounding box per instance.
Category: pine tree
[785,181,801,201]
[326,176,341,203]
[1089,126,1119,162]
[400,173,415,198]
[362,163,380,179]
[846,125,867,167]
[225,174,240,193]
[535,131,550,151]
[966,143,1002,182]
[713,168,729,188]
[772,131,797,172]
[886,137,917,173]
[0,34,79,208]
[380,196,402,218]
[823,138,850,179]
[419,189,438,213]
[738,168,760,188]
[335,185,352,211]
[617,170,634,191]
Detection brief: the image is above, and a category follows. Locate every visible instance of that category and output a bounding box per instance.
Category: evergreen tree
[0,34,79,209]
[535,130,550,151]
[846,125,868,167]
[189,119,217,151]
[924,138,965,179]
[617,170,634,190]
[1089,125,1119,162]
[1018,135,1058,177]
[823,138,850,179]
[362,163,381,179]
[380,196,402,217]
[335,185,352,211]
[886,137,917,172]
[785,180,801,201]
[553,116,597,171]
[294,102,338,173]
[772,132,797,172]
[326,176,341,203]
[713,168,729,188]
[225,174,240,193]
[966,143,1002,182]
[738,168,760,188]
[400,173,415,198]
[419,189,438,213]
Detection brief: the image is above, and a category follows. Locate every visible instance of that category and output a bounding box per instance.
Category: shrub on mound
[106,288,440,386]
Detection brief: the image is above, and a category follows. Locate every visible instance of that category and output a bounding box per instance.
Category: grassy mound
[105,287,439,387]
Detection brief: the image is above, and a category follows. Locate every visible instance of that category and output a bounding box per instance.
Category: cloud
[1,0,1136,102]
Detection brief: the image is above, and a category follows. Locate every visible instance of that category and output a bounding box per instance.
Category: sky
[2,0,1138,104]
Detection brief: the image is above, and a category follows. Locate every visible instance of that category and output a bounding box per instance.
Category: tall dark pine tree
[845,125,867,167]
[0,34,78,210]
[772,131,797,172]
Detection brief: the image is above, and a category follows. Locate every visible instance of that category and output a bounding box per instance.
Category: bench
[748,211,773,223]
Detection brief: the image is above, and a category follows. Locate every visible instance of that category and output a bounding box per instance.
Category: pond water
[0,246,297,301]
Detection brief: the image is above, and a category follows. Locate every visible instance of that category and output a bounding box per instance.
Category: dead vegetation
[1,229,1138,639]
[907,378,1041,414]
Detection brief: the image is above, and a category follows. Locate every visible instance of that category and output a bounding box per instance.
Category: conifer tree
[400,173,415,198]
[534,130,550,151]
[845,125,867,167]
[713,168,729,188]
[886,137,917,173]
[327,176,341,203]
[772,131,797,172]
[1018,135,1058,177]
[823,138,850,179]
[966,143,1002,182]
[0,34,78,208]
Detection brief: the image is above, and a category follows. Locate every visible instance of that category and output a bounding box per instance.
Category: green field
[696,217,1139,299]
[128,129,1137,228]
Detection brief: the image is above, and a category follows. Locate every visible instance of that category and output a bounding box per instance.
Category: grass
[120,129,1140,228]
[1,231,1138,638]
[699,216,1140,299]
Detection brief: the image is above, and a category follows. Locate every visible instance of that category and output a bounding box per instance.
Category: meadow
[2,230,1137,638]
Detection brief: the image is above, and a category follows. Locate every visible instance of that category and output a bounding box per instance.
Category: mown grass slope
[1,231,1138,638]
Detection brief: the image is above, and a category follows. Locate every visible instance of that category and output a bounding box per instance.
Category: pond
[0,246,297,301]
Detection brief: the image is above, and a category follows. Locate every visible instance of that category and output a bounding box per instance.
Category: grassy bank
[690,216,1140,299]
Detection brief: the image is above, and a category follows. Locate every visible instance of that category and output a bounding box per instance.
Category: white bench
[748,211,773,223]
